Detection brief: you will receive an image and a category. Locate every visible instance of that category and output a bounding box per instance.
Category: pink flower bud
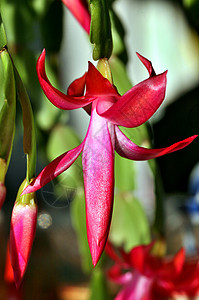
[9,183,37,288]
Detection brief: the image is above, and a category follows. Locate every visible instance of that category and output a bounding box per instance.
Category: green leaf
[70,190,93,273]
[115,125,151,192]
[115,152,136,192]
[89,268,112,300]
[90,0,113,60]
[0,13,7,49]
[14,65,36,181]
[109,195,150,252]
[46,124,83,189]
[110,56,132,95]
[0,49,16,166]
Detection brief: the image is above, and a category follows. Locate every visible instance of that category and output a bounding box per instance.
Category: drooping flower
[106,241,199,300]
[22,49,197,266]
[10,180,37,288]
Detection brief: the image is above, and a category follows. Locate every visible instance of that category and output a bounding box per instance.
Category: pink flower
[62,0,91,34]
[22,49,197,266]
[106,241,199,299]
[10,181,37,288]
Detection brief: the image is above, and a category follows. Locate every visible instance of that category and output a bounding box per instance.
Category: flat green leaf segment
[110,195,151,252]
[90,0,113,60]
[0,13,7,49]
[71,190,93,272]
[0,49,16,165]
[90,268,112,300]
[14,66,36,182]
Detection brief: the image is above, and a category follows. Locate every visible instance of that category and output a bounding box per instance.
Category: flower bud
[9,179,37,288]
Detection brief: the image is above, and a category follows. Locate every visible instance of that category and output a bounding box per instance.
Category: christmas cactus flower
[10,180,37,288]
[106,241,199,299]
[22,49,197,266]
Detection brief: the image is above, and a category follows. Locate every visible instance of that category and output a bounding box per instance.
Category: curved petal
[62,0,91,34]
[136,53,156,77]
[115,126,198,161]
[67,72,87,96]
[37,49,94,110]
[86,62,119,98]
[82,105,114,266]
[22,143,84,195]
[96,71,167,128]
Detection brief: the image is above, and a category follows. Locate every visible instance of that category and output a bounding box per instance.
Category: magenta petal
[114,273,153,300]
[86,62,119,97]
[9,202,37,288]
[22,143,84,195]
[136,52,156,77]
[82,106,114,266]
[37,49,94,110]
[115,126,198,160]
[62,0,91,34]
[96,71,167,128]
[67,72,87,96]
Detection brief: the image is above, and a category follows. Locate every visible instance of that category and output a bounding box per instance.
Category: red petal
[82,105,114,266]
[172,248,185,274]
[136,53,156,77]
[4,243,14,283]
[96,71,167,128]
[115,126,198,160]
[22,143,84,194]
[86,62,119,97]
[122,243,154,273]
[67,73,87,96]
[154,248,185,281]
[37,49,94,110]
[62,0,91,34]
[105,241,123,264]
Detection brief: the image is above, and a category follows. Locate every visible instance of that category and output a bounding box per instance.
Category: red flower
[106,241,199,299]
[22,50,197,266]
